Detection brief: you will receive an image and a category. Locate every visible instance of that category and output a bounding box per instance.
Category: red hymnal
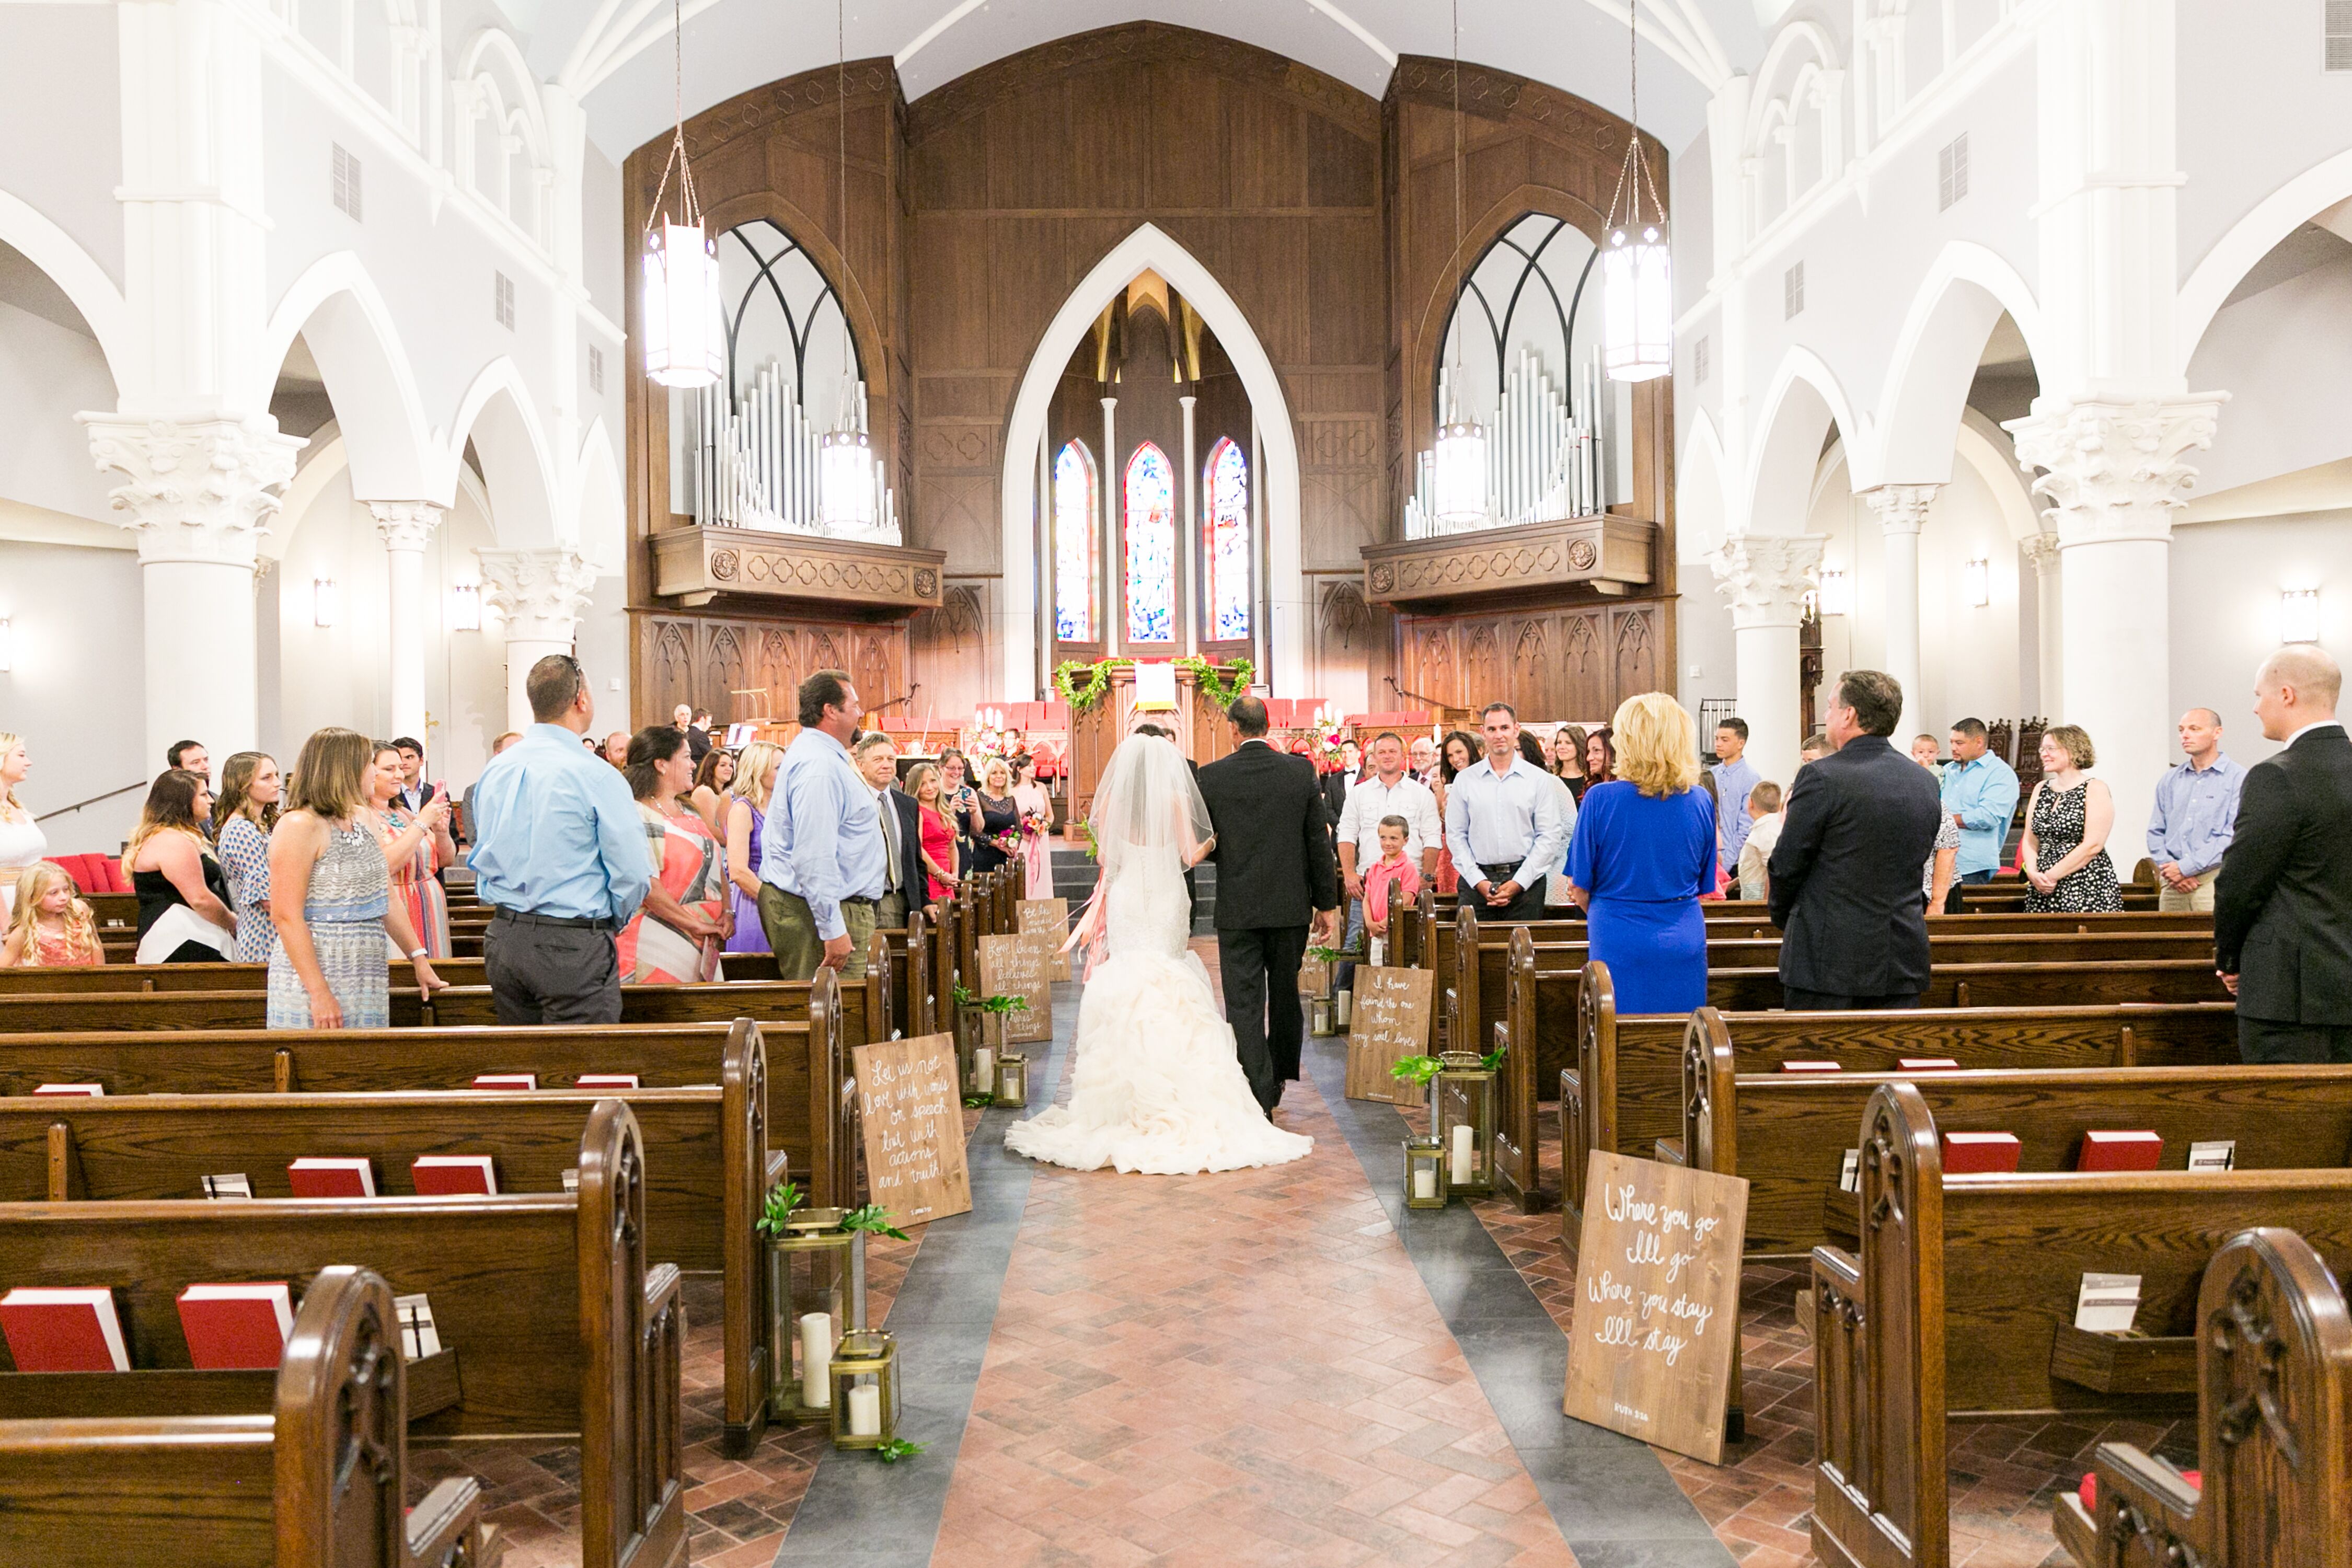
[0,1286,130,1371]
[1941,1131,2023,1173]
[2078,1130,2163,1172]
[1778,1060,1842,1073]
[472,1074,537,1091]
[32,1083,104,1097]
[410,1156,498,1196]
[177,1283,294,1370]
[1898,1058,1961,1070]
[287,1157,376,1197]
[575,1074,640,1089]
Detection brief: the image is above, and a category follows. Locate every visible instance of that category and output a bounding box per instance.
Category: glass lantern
[765,1209,869,1423]
[827,1328,901,1450]
[995,1053,1028,1108]
[1433,1051,1497,1200]
[1404,1136,1448,1210]
[1310,997,1335,1037]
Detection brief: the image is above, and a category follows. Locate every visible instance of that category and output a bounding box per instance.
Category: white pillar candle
[799,1312,833,1406]
[973,1046,995,1093]
[1413,1167,1437,1202]
[847,1381,882,1437]
[1450,1123,1474,1185]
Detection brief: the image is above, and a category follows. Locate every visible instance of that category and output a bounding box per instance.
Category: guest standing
[1564,694,1716,1012]
[688,747,736,836]
[213,751,282,962]
[937,748,983,876]
[1010,754,1054,897]
[372,742,455,959]
[1941,717,2021,891]
[267,728,443,1028]
[1550,724,1590,803]
[2147,708,2243,912]
[2215,645,2352,1063]
[1443,704,1571,923]
[468,655,652,1025]
[1429,730,1481,896]
[856,734,925,930]
[760,670,888,981]
[1409,735,1439,786]
[0,733,46,921]
[675,704,712,764]
[724,741,783,955]
[2020,726,2123,914]
[387,737,435,814]
[617,725,731,983]
[1710,718,1760,871]
[1336,732,1441,974]
[1585,727,1617,785]
[966,757,1021,877]
[906,763,960,908]
[1,862,104,967]
[1736,781,1784,902]
[1767,671,1942,1009]
[167,740,211,786]
[602,731,630,766]
[126,770,235,963]
[1519,732,1584,908]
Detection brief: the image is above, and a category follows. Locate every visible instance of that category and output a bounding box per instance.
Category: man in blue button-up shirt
[1711,718,1761,867]
[760,670,889,981]
[1940,717,2021,886]
[2147,707,2243,912]
[469,654,652,1024]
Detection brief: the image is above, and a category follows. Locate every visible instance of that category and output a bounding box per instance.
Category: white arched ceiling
[1744,347,1861,535]
[1870,242,2046,490]
[0,186,139,403]
[2176,144,2352,374]
[258,252,435,501]
[999,223,1302,697]
[444,358,561,548]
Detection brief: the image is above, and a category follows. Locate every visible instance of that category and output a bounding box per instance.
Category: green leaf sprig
[874,1437,925,1462]
[754,1178,806,1237]
[1389,1055,1444,1087]
[1481,1042,1507,1073]
[979,993,1028,1016]
[839,1204,912,1242]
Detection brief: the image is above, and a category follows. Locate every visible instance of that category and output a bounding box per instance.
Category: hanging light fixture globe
[639,0,722,390]
[1601,221,1672,383]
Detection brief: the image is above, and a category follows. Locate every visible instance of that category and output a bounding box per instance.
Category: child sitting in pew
[0,861,106,967]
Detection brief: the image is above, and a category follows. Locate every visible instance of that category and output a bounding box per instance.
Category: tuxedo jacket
[1768,733,1943,996]
[1196,740,1339,930]
[2215,725,2352,1023]
[1318,771,1349,833]
[882,786,928,904]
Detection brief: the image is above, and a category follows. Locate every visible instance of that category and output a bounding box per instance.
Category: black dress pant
[1218,924,1310,1110]
[2239,1014,2352,1064]
[484,912,622,1025]
[1470,868,1549,923]
[1782,986,1922,1011]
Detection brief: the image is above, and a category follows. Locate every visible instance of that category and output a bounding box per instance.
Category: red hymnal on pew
[177,1283,294,1369]
[288,1157,376,1197]
[0,1287,130,1370]
[575,1074,640,1089]
[472,1074,537,1091]
[2078,1130,2163,1171]
[1941,1131,2023,1173]
[1778,1060,1842,1073]
[411,1156,498,1196]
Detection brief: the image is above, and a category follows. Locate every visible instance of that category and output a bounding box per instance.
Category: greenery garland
[1052,656,1257,714]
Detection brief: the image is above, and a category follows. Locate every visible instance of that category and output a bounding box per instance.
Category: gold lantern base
[994,1053,1029,1108]
[828,1328,902,1450]
[1434,1053,1498,1201]
[1310,997,1335,1037]
[766,1208,868,1425]
[1403,1136,1448,1209]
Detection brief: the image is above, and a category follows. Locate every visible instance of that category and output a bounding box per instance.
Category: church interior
[1,1,2349,1564]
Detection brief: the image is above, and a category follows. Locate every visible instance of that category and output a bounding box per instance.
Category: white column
[2009,397,2222,851]
[1861,484,1936,742]
[1099,397,1118,649]
[82,417,302,767]
[1179,393,1198,655]
[2022,531,2063,719]
[370,502,443,744]
[477,548,599,734]
[1710,533,1826,788]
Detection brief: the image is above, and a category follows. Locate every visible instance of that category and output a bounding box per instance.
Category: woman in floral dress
[617,725,731,983]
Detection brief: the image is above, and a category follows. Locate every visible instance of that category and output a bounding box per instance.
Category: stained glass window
[1202,437,1250,641]
[1123,443,1175,643]
[1053,441,1097,642]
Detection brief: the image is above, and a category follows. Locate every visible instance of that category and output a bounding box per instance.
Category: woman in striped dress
[369,741,454,959]
[617,725,731,984]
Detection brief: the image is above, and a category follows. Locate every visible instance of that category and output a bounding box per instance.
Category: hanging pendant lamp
[1602,15,1672,383]
[1431,0,1488,527]
[640,0,722,389]
[816,0,875,534]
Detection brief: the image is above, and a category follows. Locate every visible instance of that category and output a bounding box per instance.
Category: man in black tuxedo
[1768,668,1943,1009]
[1196,697,1340,1113]
[2215,645,2352,1063]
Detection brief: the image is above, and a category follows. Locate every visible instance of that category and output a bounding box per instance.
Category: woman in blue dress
[1563,692,1717,1014]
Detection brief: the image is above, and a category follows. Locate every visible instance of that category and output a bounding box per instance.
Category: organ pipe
[684,360,901,544]
[1405,346,1609,539]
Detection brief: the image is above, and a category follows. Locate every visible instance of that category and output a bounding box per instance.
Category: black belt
[1477,863,1536,883]
[841,895,878,907]
[490,907,618,932]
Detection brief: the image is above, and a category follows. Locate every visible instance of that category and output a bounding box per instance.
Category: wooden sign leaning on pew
[1562,1150,1749,1465]
[1018,898,1076,982]
[850,1033,972,1226]
[979,932,1055,1044]
[1344,967,1434,1104]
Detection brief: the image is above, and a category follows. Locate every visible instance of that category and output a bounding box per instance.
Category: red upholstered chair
[53,854,100,893]
[102,856,130,893]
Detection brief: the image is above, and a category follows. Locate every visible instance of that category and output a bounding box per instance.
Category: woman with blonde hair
[127,769,236,963]
[2020,723,2123,913]
[268,727,444,1029]
[906,763,960,910]
[212,751,283,962]
[0,733,45,921]
[0,861,104,967]
[1563,691,1717,1012]
[724,740,783,955]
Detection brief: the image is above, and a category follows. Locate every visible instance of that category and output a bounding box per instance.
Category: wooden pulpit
[1066,664,1244,822]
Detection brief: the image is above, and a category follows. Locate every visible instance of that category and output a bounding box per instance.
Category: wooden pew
[0,1264,498,1568]
[2050,1226,2352,1568]
[2,1040,778,1457]
[0,1101,685,1568]
[1808,1084,2352,1568]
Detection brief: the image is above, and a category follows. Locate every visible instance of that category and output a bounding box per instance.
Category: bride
[1004,731,1312,1175]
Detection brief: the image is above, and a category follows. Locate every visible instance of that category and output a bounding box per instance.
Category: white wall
[0,7,123,287]
[2170,509,2352,768]
[2187,257,2352,497]
[2175,1,2352,286]
[0,298,120,522]
[575,571,633,731]
[0,539,147,855]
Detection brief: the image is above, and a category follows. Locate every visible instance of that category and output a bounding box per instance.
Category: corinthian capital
[1862,483,1939,535]
[1710,533,1826,630]
[478,547,599,644]
[2005,395,2227,548]
[370,501,444,552]
[79,414,305,567]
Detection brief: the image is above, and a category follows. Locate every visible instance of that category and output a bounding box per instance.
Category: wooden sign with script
[1298,952,1332,998]
[979,932,1054,1043]
[1562,1150,1749,1464]
[849,1034,971,1227]
[1018,897,1075,982]
[1345,966,1434,1103]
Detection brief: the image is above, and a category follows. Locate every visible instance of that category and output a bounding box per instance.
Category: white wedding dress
[1004,735,1312,1176]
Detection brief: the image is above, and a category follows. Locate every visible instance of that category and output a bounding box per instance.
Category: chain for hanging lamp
[818,0,877,534]
[1602,12,1672,383]
[640,0,723,389]
[1431,0,1489,528]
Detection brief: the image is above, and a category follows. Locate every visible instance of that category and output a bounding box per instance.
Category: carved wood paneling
[630,612,908,727]
[1397,598,1673,724]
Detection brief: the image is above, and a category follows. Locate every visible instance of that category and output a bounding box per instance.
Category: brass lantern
[1433,1051,1497,1200]
[766,1208,869,1423]
[827,1328,901,1450]
[1404,1136,1448,1210]
[995,1053,1029,1108]
[1310,997,1335,1037]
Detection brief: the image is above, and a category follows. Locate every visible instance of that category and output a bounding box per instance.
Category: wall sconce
[0,617,12,673]
[1963,557,1990,608]
[313,578,339,628]
[449,583,481,631]
[1818,567,1851,617]
[2281,589,2321,644]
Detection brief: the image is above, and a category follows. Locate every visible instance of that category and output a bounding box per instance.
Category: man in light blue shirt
[1940,716,2021,886]
[2147,707,2243,913]
[1711,717,1761,867]
[1444,703,1571,922]
[469,654,652,1024]
[760,669,888,980]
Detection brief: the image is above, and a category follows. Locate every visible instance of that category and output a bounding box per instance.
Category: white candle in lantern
[1450,1123,1474,1185]
[799,1312,833,1406]
[973,1046,995,1093]
[1413,1167,1437,1202]
[847,1382,882,1437]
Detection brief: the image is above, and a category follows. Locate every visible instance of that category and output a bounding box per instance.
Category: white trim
[0,187,139,401]
[255,250,436,497]
[1742,343,1866,524]
[1864,240,2046,489]
[441,356,563,545]
[2176,144,2352,373]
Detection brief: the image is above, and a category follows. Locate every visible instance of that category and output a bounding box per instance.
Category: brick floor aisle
[932,1025,1579,1565]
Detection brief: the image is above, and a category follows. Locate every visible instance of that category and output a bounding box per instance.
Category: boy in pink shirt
[1362,815,1423,962]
